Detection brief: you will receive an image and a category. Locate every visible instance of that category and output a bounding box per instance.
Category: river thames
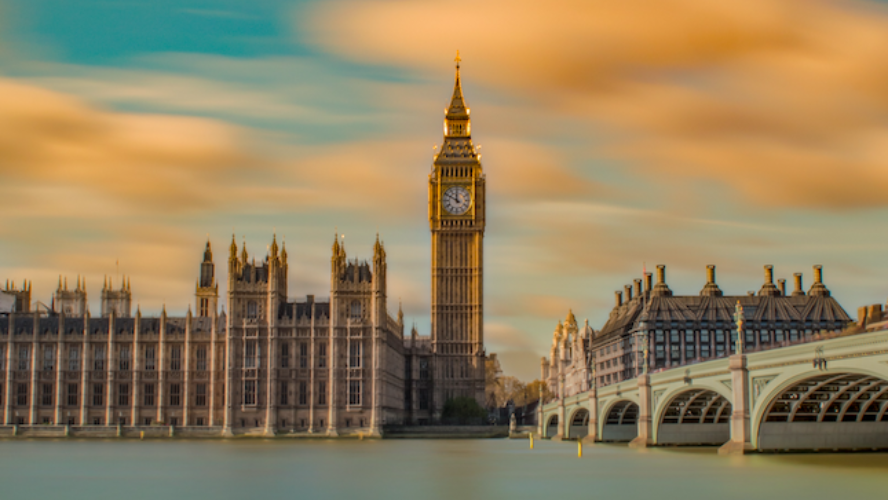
[0,438,885,499]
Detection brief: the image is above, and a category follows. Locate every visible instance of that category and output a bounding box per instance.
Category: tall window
[0,346,4,370]
[170,347,181,371]
[67,383,78,406]
[299,343,308,369]
[17,383,28,405]
[280,381,288,405]
[196,347,207,371]
[247,301,258,318]
[68,347,80,371]
[94,345,105,371]
[170,383,181,406]
[298,381,307,405]
[419,358,429,380]
[419,388,429,410]
[280,343,289,369]
[118,384,130,406]
[143,383,155,406]
[195,383,207,406]
[200,298,209,317]
[348,380,361,406]
[43,347,54,371]
[145,347,156,371]
[349,300,361,320]
[42,383,53,406]
[245,341,257,369]
[349,342,362,368]
[93,383,104,406]
[243,380,256,405]
[318,343,327,369]
[317,381,327,405]
[119,346,131,370]
[18,346,29,370]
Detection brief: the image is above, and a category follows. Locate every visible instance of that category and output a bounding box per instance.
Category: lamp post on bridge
[719,300,753,455]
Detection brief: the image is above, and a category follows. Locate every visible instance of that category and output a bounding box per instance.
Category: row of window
[246,341,363,370]
[0,346,211,371]
[0,382,211,407]
[244,380,364,407]
[1,341,367,372]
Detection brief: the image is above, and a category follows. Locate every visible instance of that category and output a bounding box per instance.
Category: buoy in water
[140,431,145,440]
[578,440,582,458]
[529,434,534,449]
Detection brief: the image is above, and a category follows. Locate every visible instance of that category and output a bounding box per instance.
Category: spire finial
[455,50,461,69]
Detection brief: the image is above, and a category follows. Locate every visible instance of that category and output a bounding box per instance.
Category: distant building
[543,264,854,399]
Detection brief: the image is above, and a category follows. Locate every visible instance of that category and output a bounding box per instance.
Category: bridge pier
[552,399,566,441]
[583,387,598,443]
[718,354,754,455]
[629,374,652,448]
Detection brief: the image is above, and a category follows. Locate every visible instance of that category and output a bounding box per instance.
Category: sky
[3,0,888,381]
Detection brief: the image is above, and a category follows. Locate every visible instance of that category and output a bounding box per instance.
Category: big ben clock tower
[429,53,486,413]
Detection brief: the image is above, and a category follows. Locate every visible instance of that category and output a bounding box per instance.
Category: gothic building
[0,58,487,433]
[543,264,854,400]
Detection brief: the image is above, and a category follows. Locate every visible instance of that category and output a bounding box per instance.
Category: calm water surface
[0,438,885,500]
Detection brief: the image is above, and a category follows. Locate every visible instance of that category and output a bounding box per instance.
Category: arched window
[349,301,361,320]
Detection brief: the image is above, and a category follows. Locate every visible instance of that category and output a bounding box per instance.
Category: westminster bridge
[539,328,888,453]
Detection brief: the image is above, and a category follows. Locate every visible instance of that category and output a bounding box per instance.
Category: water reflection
[0,439,886,500]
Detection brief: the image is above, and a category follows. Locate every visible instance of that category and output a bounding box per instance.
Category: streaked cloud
[307,0,888,209]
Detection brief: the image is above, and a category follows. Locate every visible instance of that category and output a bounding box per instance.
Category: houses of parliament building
[0,59,487,436]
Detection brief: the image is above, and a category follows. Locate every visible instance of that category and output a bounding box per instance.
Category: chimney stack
[792,273,805,296]
[624,285,633,302]
[813,265,823,283]
[706,265,715,284]
[644,273,652,293]
[615,291,623,308]
[634,279,642,298]
[764,265,774,284]
[656,265,666,284]
[778,279,786,296]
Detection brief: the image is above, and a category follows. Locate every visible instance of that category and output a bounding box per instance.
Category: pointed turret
[271,233,279,259]
[444,51,471,138]
[241,238,248,263]
[229,233,237,261]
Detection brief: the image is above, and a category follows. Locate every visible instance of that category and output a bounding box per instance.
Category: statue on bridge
[733,301,745,355]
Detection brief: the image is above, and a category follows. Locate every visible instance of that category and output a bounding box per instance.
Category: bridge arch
[567,407,590,439]
[600,399,639,442]
[654,388,732,445]
[544,413,559,439]
[754,371,888,450]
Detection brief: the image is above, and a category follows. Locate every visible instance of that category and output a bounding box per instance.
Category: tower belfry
[428,54,486,413]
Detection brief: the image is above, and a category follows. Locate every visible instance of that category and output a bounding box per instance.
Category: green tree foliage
[441,396,488,423]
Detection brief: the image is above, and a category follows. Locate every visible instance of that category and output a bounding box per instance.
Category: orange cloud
[307,0,888,209]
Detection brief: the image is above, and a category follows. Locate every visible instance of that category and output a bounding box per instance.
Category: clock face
[443,186,472,215]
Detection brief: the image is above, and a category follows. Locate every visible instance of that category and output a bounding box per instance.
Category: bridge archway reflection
[759,372,888,450]
[657,389,731,445]
[601,401,638,442]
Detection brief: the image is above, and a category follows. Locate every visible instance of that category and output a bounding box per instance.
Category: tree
[442,396,487,424]
[485,354,503,408]
[523,379,553,405]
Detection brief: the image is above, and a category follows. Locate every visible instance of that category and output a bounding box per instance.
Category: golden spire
[445,50,469,125]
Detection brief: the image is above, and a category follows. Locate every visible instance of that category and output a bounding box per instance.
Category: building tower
[101,275,131,317]
[429,54,486,413]
[55,276,88,316]
[196,240,219,317]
